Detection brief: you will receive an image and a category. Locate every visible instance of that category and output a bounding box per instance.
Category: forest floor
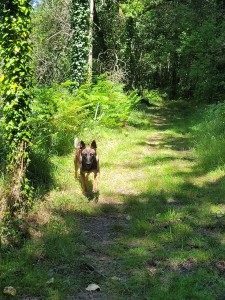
[1,101,225,299]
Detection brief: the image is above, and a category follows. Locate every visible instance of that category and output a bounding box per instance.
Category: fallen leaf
[86,283,101,291]
[46,277,54,284]
[111,276,119,281]
[3,286,16,296]
[147,266,157,276]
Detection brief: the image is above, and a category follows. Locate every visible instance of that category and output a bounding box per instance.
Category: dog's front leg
[93,172,100,193]
[74,152,80,179]
[81,172,88,196]
[74,159,78,179]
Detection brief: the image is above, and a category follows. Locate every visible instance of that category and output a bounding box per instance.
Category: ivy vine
[71,0,89,87]
[0,0,33,213]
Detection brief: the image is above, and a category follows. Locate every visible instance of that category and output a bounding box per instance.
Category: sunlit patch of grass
[128,109,154,128]
[191,168,225,188]
[2,102,225,299]
[209,204,225,215]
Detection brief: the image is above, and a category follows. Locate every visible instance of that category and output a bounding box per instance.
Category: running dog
[74,137,100,197]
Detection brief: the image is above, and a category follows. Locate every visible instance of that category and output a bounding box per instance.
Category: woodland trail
[3,102,225,300]
[72,103,196,299]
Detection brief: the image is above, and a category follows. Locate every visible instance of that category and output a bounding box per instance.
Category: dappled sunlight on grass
[81,102,225,299]
[191,168,225,188]
[95,122,196,206]
[1,102,225,299]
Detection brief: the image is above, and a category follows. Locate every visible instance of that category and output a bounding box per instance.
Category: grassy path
[1,102,225,299]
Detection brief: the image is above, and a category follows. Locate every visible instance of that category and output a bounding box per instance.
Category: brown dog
[74,137,100,197]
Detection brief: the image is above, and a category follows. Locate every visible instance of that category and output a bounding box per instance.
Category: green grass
[192,101,225,171]
[1,101,225,299]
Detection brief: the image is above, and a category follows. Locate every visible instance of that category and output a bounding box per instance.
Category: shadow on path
[2,102,225,300]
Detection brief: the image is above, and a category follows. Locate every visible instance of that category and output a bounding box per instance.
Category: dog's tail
[74,136,79,148]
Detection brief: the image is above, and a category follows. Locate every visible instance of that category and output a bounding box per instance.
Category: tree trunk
[71,0,89,87]
[88,0,94,81]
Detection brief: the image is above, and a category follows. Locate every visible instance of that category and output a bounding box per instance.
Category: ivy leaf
[0,74,5,82]
[3,286,17,296]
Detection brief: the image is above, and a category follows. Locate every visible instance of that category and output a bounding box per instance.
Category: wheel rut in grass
[76,214,130,299]
[75,102,194,299]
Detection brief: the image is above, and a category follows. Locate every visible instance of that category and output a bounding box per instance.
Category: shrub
[30,77,140,154]
[142,89,166,105]
[28,77,140,189]
[193,102,225,170]
[73,78,140,127]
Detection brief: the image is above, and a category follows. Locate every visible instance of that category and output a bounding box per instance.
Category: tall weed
[193,102,225,170]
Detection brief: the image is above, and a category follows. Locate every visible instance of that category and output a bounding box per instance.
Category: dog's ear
[80,141,86,149]
[91,140,97,149]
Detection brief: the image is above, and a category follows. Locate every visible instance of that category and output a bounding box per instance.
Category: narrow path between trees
[2,102,225,300]
[71,103,225,300]
[76,103,194,299]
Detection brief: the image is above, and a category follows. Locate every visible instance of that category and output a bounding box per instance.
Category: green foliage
[31,78,140,148]
[31,0,72,84]
[73,78,140,127]
[179,17,225,102]
[193,102,225,170]
[143,90,165,105]
[30,84,87,156]
[93,1,127,79]
[30,0,225,102]
[0,0,33,211]
[110,0,225,102]
[71,0,89,87]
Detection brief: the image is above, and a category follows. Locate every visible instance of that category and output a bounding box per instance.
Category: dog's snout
[83,154,93,169]
[86,154,92,164]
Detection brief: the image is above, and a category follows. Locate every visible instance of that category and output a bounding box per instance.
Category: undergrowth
[1,99,225,299]
[31,77,140,154]
[193,101,225,170]
[1,100,225,299]
[28,77,140,194]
